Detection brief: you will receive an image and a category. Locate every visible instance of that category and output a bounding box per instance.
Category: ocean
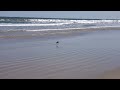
[0,17,120,38]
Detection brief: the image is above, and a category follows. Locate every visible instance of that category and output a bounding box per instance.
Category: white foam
[1,25,120,33]
[25,26,120,32]
[23,19,120,24]
[0,22,73,26]
[0,19,5,21]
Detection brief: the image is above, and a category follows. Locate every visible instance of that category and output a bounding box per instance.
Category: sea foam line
[26,26,120,32]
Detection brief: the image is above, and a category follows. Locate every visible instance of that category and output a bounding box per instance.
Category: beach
[98,67,120,79]
[0,28,120,79]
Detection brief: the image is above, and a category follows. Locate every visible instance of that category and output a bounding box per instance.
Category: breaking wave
[1,17,120,39]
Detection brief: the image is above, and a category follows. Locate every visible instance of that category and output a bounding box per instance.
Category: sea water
[0,17,120,38]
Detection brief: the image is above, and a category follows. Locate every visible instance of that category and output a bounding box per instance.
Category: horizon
[0,16,120,20]
[0,11,120,19]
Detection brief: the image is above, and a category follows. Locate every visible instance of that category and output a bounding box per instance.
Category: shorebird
[56,41,59,44]
[56,41,59,47]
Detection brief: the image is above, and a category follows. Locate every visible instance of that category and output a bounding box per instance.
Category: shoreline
[1,26,120,40]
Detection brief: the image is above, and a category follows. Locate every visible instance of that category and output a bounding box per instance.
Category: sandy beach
[1,29,120,79]
[98,67,120,79]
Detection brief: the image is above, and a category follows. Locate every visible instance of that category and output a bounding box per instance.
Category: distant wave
[1,17,120,24]
[1,17,120,34]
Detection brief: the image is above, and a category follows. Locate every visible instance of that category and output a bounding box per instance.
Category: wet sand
[1,29,120,79]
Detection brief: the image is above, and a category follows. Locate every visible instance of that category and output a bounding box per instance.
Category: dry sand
[1,29,120,79]
[98,67,120,79]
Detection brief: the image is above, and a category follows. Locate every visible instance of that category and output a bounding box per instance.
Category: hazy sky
[0,11,120,19]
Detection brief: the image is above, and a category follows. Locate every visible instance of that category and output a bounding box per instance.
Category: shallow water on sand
[0,30,120,79]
